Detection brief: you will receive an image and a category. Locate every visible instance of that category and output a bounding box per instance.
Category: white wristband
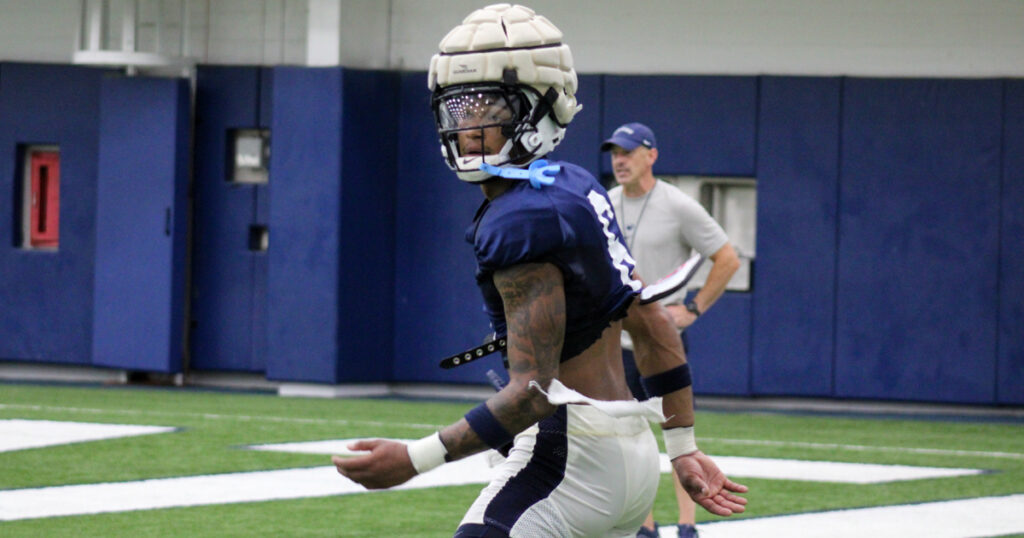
[406,432,447,474]
[663,426,698,460]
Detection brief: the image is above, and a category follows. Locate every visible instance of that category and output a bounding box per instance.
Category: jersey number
[587,190,642,291]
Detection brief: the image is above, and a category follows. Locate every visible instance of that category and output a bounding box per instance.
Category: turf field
[1,382,1023,537]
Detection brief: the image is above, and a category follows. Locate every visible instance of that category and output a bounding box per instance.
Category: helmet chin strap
[479,160,560,189]
[513,87,561,153]
[528,87,563,127]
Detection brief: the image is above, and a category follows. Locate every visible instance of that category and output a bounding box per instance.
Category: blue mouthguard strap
[479,159,560,189]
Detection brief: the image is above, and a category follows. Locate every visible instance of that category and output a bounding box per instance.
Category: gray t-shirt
[609,179,728,349]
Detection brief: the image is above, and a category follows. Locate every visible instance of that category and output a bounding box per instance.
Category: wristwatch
[685,301,702,318]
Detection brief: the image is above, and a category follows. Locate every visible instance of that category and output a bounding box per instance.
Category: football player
[333,5,747,536]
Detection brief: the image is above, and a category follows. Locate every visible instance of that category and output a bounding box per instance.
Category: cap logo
[614,126,635,136]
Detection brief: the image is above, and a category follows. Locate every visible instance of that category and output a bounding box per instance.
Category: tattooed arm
[333,262,564,488]
[438,262,564,460]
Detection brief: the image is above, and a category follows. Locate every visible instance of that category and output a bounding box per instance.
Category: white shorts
[454,404,660,538]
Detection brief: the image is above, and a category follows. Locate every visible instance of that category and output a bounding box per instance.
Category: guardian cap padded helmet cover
[429,3,581,182]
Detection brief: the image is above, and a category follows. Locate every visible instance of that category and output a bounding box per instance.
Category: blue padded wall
[391,72,497,384]
[753,76,842,396]
[836,78,1003,403]
[4,63,1020,405]
[92,76,190,372]
[267,67,342,382]
[254,70,274,372]
[549,74,604,177]
[601,75,758,176]
[0,63,104,364]
[687,294,752,395]
[190,66,271,373]
[336,69,398,383]
[999,80,1024,405]
[267,67,397,383]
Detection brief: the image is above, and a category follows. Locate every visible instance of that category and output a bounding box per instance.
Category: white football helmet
[429,3,582,182]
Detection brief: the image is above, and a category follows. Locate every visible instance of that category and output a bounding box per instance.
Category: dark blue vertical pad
[336,69,398,383]
[92,76,190,372]
[190,66,267,373]
[688,294,752,395]
[836,78,1002,403]
[266,67,397,383]
[0,64,104,365]
[266,67,344,382]
[753,76,841,396]
[999,80,1024,405]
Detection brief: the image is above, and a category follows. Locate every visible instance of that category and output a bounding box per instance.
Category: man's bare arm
[622,298,748,516]
[438,262,564,460]
[668,242,739,328]
[693,242,740,312]
[622,299,694,428]
[333,262,565,488]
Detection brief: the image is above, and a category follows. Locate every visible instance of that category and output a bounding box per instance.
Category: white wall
[1,0,1023,76]
[306,0,390,68]
[388,0,1024,76]
[201,0,307,65]
[0,0,309,66]
[0,0,82,63]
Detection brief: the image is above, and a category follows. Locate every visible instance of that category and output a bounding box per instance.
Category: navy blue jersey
[466,161,642,361]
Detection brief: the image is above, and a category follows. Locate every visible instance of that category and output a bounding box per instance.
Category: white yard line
[0,454,990,523]
[705,436,1024,461]
[689,494,1024,538]
[261,439,983,484]
[663,455,980,484]
[0,429,988,522]
[0,458,498,521]
[1,421,1021,536]
[1,459,1017,536]
[0,419,175,453]
[0,466,349,521]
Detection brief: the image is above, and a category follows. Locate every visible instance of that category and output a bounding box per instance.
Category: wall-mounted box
[21,146,60,249]
[230,129,269,184]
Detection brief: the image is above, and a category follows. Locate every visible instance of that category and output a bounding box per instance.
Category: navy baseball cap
[600,122,657,151]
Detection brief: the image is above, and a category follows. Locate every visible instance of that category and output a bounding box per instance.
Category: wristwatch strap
[685,301,702,318]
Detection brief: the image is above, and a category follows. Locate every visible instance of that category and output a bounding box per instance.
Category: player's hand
[665,304,697,329]
[671,450,748,517]
[331,439,417,489]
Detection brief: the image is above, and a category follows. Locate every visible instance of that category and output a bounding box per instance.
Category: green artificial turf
[1,382,1021,537]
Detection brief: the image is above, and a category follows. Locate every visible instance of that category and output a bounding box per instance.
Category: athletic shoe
[676,523,699,538]
[635,523,659,538]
